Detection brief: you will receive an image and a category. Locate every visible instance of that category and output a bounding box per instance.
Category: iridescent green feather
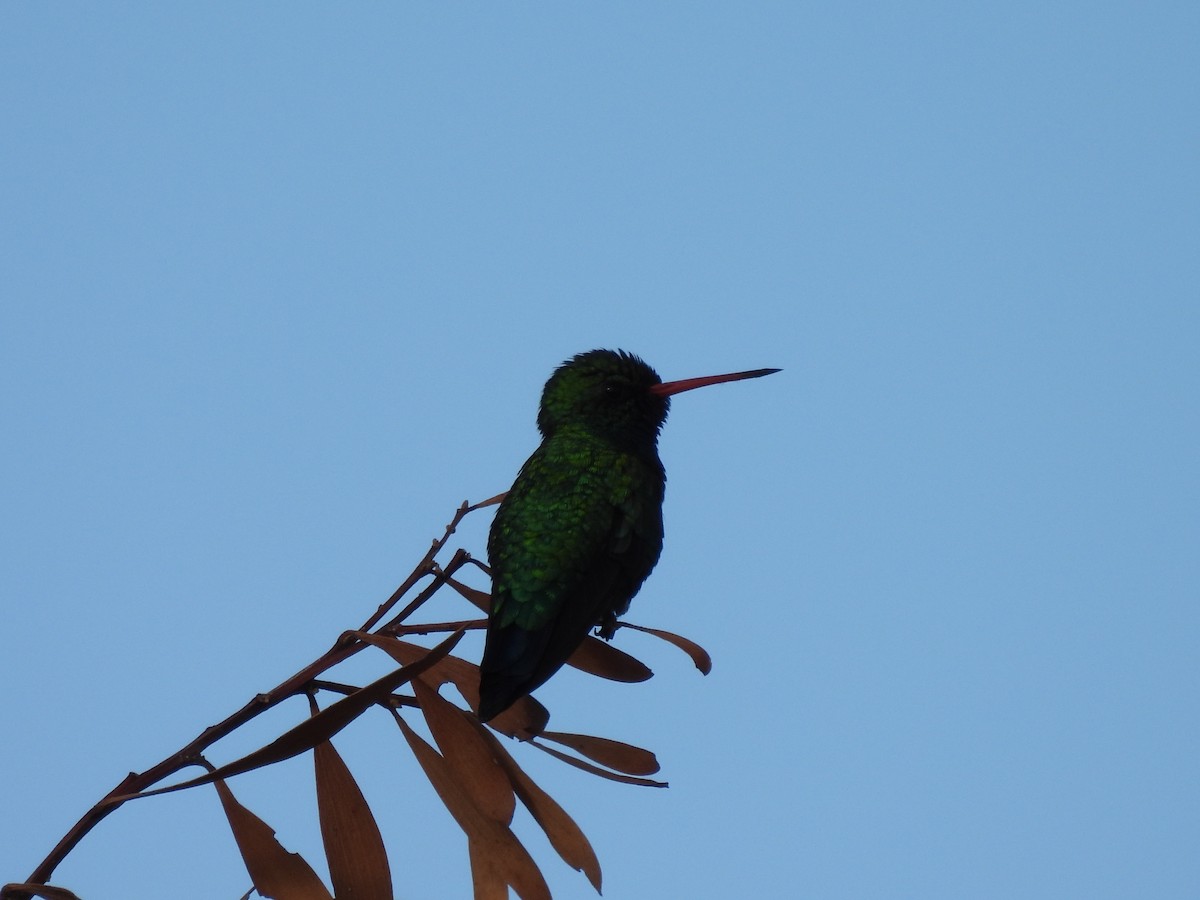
[487,424,664,631]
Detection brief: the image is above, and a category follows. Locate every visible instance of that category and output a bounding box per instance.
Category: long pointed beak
[649,367,781,397]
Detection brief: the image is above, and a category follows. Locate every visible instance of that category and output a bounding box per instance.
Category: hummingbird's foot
[597,613,619,641]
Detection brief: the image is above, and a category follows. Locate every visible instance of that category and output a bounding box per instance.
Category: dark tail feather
[477,674,529,721]
[478,623,551,721]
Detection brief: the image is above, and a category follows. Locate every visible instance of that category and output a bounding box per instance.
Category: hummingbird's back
[478,424,666,721]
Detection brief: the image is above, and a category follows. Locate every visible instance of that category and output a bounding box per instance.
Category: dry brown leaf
[565,636,654,682]
[481,694,550,740]
[539,731,661,776]
[395,716,551,900]
[412,678,515,824]
[313,740,393,900]
[529,740,669,788]
[470,491,509,510]
[445,576,493,613]
[468,839,510,900]
[357,633,481,701]
[473,721,603,893]
[621,623,713,674]
[361,634,549,738]
[214,779,333,900]
[136,630,465,797]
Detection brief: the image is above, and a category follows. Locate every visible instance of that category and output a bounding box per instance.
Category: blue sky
[2,4,1197,898]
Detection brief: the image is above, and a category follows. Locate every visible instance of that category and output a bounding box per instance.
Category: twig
[12,500,491,895]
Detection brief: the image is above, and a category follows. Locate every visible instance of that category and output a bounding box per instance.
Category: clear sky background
[2,4,1197,899]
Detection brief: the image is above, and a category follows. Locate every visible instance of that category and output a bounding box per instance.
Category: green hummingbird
[477,349,779,722]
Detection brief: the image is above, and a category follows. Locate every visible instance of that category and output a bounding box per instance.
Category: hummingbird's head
[537,349,669,444]
[535,349,781,446]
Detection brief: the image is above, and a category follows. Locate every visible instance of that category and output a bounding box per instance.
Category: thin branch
[388,618,487,636]
[15,499,492,894]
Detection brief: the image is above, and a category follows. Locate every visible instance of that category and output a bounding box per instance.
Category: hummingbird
[477,349,779,722]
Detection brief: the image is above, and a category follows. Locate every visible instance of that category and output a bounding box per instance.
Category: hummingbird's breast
[487,426,665,632]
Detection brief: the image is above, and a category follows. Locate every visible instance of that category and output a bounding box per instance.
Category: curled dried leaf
[539,731,660,776]
[529,740,669,788]
[621,623,713,674]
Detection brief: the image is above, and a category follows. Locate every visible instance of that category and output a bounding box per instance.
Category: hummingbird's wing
[478,435,664,721]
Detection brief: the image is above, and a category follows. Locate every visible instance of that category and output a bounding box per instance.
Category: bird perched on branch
[478,349,778,722]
